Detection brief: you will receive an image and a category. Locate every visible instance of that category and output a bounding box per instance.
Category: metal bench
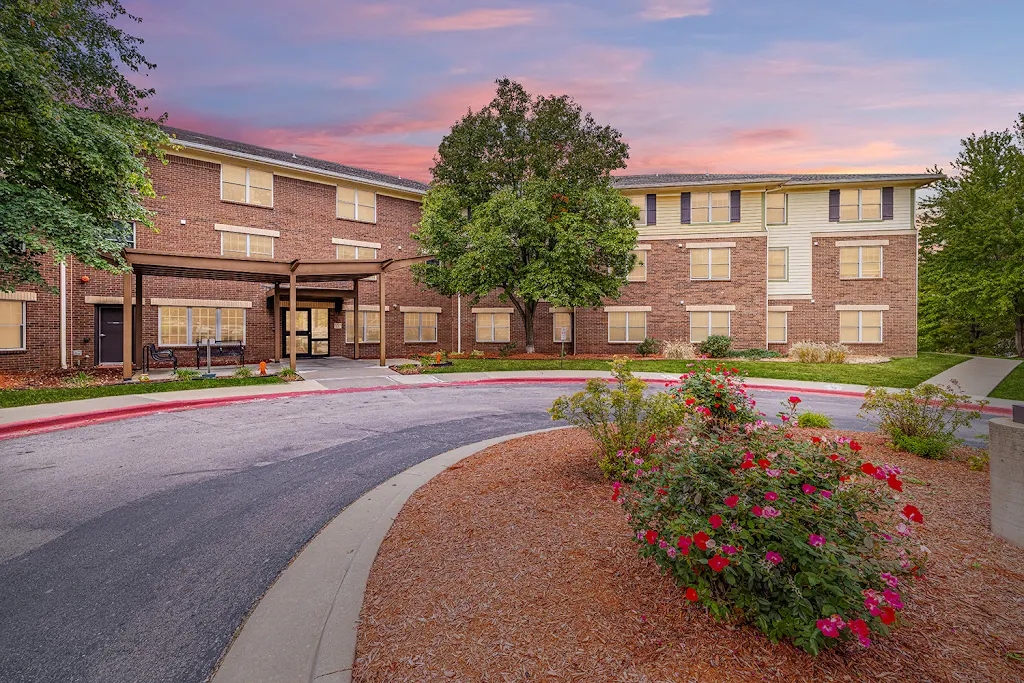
[195,340,245,369]
[143,344,178,373]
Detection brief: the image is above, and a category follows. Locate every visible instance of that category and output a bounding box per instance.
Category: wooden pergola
[117,249,430,380]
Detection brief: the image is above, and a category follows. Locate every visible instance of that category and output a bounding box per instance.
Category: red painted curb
[0,376,1010,440]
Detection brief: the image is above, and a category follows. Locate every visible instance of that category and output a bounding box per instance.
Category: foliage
[967,450,989,472]
[549,358,686,478]
[990,362,1024,401]
[797,412,835,429]
[668,364,759,426]
[620,422,926,654]
[412,79,638,353]
[63,370,93,387]
[0,376,285,408]
[889,429,953,460]
[278,367,299,379]
[698,335,732,358]
[470,349,484,358]
[173,368,200,381]
[662,340,697,360]
[233,366,253,378]
[635,337,659,357]
[498,342,517,358]
[732,348,782,360]
[789,342,850,364]
[859,382,984,456]
[0,0,171,290]
[918,113,1024,356]
[419,350,450,365]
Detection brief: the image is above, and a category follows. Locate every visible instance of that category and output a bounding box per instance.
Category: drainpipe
[60,260,68,369]
[457,294,462,354]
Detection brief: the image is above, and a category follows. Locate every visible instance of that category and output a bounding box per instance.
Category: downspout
[457,293,462,354]
[60,260,68,369]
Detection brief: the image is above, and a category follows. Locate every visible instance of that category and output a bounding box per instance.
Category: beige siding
[766,187,914,297]
[623,190,764,238]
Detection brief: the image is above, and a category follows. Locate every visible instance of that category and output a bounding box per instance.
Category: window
[404,312,437,343]
[839,310,882,343]
[337,186,376,222]
[476,313,510,343]
[336,244,377,260]
[767,311,787,343]
[629,195,647,226]
[113,220,136,249]
[839,188,882,222]
[627,249,647,282]
[766,192,787,224]
[0,301,26,350]
[608,311,646,343]
[690,311,730,342]
[839,246,882,278]
[768,248,788,280]
[345,310,381,343]
[691,191,731,224]
[690,247,730,280]
[553,311,572,343]
[158,306,245,346]
[221,164,273,207]
[221,232,274,258]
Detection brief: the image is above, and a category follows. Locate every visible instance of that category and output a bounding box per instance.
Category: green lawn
[421,352,970,388]
[0,376,287,409]
[990,363,1024,400]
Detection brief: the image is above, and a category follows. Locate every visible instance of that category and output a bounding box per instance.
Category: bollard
[990,415,1024,548]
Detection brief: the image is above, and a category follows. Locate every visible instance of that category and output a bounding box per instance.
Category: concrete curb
[0,376,1013,441]
[210,426,567,683]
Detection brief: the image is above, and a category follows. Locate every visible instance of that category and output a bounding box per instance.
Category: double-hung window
[221,232,274,257]
[552,311,572,343]
[337,186,376,222]
[766,192,787,224]
[476,313,510,343]
[158,307,246,346]
[839,246,882,278]
[690,247,730,280]
[608,311,646,343]
[767,311,787,343]
[839,188,882,221]
[691,191,731,224]
[403,312,438,343]
[221,165,273,207]
[768,248,788,280]
[839,310,882,343]
[690,311,730,342]
[0,301,26,350]
[113,220,136,249]
[346,310,381,343]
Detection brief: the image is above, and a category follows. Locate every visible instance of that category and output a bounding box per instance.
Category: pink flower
[802,484,817,495]
[880,572,898,589]
[766,469,782,478]
[816,618,840,638]
[762,506,781,518]
[808,534,825,547]
[722,544,738,555]
[677,536,692,555]
[819,489,833,498]
[666,547,677,558]
[883,589,904,610]
[765,551,782,565]
[764,491,778,501]
[658,539,669,549]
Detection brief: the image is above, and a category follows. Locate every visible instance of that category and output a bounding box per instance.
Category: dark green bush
[797,412,834,428]
[890,429,952,460]
[698,335,732,358]
[636,337,659,356]
[732,348,782,360]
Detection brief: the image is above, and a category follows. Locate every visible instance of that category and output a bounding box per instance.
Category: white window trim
[689,191,733,225]
[221,232,274,258]
[220,165,274,207]
[337,186,377,223]
[840,246,883,279]
[157,307,247,347]
[0,301,26,351]
[690,310,731,342]
[766,192,787,225]
[690,247,731,281]
[839,188,882,222]
[839,310,884,344]
[215,224,280,237]
[475,312,511,343]
[767,310,788,344]
[403,311,438,343]
[768,247,789,281]
[607,310,647,344]
[114,220,137,249]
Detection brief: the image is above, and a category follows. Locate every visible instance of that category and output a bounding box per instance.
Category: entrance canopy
[113,249,431,379]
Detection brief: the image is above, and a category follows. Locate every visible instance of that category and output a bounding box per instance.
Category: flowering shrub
[668,365,759,426]
[618,417,926,654]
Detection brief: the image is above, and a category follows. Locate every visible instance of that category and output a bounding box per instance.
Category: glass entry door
[284,308,330,357]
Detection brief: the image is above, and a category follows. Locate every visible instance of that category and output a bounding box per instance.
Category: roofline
[167,137,429,197]
[613,177,791,190]
[784,174,944,187]
[613,173,944,192]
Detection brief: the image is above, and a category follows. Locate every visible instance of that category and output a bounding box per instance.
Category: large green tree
[919,114,1024,357]
[413,79,639,353]
[0,0,169,290]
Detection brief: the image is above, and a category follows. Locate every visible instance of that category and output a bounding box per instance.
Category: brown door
[96,305,124,365]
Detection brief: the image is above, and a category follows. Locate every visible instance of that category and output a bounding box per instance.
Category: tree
[0,0,169,290]
[413,79,639,353]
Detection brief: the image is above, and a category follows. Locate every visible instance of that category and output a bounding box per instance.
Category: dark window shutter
[882,186,894,220]
[730,190,741,222]
[646,194,657,225]
[828,190,840,222]
[680,192,691,224]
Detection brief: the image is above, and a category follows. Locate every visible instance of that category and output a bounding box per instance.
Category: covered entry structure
[116,249,430,380]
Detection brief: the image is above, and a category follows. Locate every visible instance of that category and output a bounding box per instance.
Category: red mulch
[353,429,1024,682]
[0,368,123,390]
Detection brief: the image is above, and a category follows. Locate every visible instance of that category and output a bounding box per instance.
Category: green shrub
[968,450,989,471]
[662,340,696,360]
[620,424,925,654]
[278,367,299,379]
[635,337,659,357]
[64,371,94,387]
[669,364,758,426]
[233,366,253,378]
[173,368,201,381]
[549,357,686,478]
[889,429,952,460]
[797,412,834,428]
[498,342,517,358]
[858,382,984,457]
[698,335,732,358]
[732,348,782,360]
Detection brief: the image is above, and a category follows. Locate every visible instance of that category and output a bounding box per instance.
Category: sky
[120,0,1024,183]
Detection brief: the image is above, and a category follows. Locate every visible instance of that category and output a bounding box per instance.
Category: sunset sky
[122,0,1024,182]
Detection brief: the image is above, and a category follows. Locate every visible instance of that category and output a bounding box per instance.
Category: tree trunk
[523,303,536,354]
[1016,314,1024,357]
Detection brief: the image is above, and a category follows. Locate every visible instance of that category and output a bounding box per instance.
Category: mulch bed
[0,368,123,390]
[353,429,1024,682]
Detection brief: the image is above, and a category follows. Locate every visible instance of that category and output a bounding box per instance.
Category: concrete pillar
[991,417,1024,548]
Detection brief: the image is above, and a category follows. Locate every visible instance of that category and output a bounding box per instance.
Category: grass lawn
[990,362,1024,400]
[0,376,286,409]
[421,352,969,388]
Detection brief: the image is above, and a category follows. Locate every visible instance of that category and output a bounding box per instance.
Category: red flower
[708,554,730,572]
[788,469,798,475]
[656,487,668,496]
[850,441,863,452]
[879,606,896,625]
[861,462,877,476]
[828,454,840,461]
[684,587,699,602]
[648,433,657,445]
[740,460,756,470]
[677,536,692,555]
[902,504,924,524]
[709,514,723,529]
[724,495,739,508]
[757,458,771,469]
[802,484,817,494]
[685,398,696,406]
[811,436,822,444]
[728,404,737,412]
[731,368,738,373]
[693,531,711,550]
[788,396,802,404]
[751,505,763,517]
[839,475,851,482]
[887,475,903,492]
[645,530,658,545]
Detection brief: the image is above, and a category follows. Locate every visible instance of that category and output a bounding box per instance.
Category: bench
[143,344,178,373]
[195,340,245,369]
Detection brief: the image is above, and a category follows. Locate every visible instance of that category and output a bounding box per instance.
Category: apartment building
[0,126,939,373]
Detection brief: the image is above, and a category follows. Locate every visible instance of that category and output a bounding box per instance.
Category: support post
[379,272,386,367]
[273,282,281,362]
[289,272,297,372]
[134,269,143,369]
[353,278,360,361]
[122,270,133,380]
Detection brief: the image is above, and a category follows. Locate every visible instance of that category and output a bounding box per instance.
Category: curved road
[0,383,990,682]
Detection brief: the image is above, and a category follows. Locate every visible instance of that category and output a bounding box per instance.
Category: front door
[283,308,330,358]
[96,305,125,365]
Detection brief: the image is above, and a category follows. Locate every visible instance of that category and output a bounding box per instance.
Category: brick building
[0,127,939,373]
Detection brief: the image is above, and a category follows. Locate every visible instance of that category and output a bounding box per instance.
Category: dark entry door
[283,308,330,358]
[96,305,124,365]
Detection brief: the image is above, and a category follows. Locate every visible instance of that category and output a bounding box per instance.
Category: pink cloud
[640,0,712,20]
[730,127,807,146]
[409,8,538,32]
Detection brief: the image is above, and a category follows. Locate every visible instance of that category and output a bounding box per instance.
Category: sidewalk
[921,356,1021,397]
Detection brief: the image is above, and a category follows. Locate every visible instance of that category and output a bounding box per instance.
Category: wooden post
[273,282,281,362]
[122,270,133,380]
[134,269,143,369]
[289,272,297,372]
[379,272,386,367]
[353,278,360,361]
